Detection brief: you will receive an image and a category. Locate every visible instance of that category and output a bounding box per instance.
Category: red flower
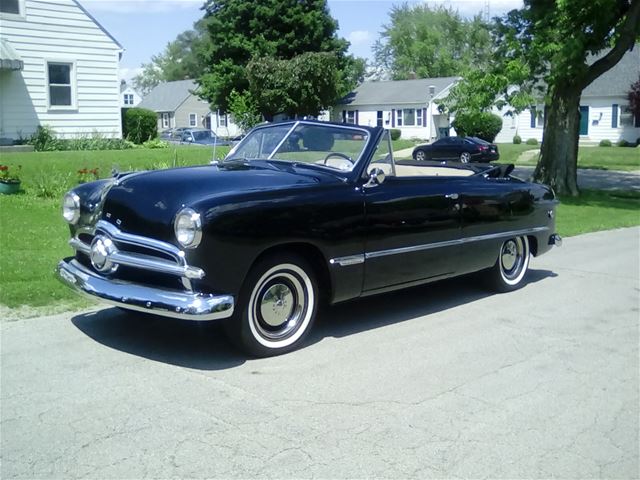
[0,165,8,172]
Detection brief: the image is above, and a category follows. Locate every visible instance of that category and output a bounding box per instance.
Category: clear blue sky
[81,0,522,81]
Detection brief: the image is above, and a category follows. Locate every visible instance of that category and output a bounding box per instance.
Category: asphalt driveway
[2,227,638,479]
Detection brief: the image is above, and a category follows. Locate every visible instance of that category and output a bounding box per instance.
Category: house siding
[0,0,122,139]
[332,104,434,140]
[494,97,640,144]
[173,94,210,130]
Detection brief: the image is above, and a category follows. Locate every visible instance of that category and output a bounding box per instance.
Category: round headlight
[62,192,80,224]
[174,208,202,249]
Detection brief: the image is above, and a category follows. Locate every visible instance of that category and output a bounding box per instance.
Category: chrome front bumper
[55,258,234,321]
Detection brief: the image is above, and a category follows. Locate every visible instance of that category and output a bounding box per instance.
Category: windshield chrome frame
[229,121,373,173]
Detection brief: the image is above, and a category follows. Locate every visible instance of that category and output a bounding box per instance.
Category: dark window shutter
[355,110,359,124]
[342,110,346,123]
[612,104,618,128]
[530,107,536,128]
[391,109,395,128]
[423,108,427,127]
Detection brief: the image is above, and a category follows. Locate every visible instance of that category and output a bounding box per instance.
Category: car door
[430,138,449,161]
[362,175,463,293]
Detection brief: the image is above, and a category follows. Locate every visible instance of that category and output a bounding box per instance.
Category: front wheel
[459,151,471,163]
[225,254,318,357]
[414,149,427,161]
[485,236,530,292]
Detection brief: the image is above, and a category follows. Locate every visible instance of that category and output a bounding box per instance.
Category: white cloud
[348,30,373,47]
[82,0,200,14]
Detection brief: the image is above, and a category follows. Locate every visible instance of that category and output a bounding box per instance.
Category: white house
[0,0,123,142]
[334,77,460,140]
[494,48,640,144]
[209,109,242,138]
[120,81,141,108]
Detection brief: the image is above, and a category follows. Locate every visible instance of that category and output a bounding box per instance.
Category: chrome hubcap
[500,237,526,280]
[501,240,518,271]
[260,283,294,327]
[251,270,307,341]
[416,151,425,161]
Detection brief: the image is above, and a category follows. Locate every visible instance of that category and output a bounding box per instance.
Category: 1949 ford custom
[56,120,561,356]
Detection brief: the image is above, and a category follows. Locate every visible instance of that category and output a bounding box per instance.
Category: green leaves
[373,4,492,80]
[197,0,357,118]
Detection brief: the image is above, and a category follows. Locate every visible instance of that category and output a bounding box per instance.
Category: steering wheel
[323,152,354,165]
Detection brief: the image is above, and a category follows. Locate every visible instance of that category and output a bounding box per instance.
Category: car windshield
[226,122,370,172]
[192,130,212,141]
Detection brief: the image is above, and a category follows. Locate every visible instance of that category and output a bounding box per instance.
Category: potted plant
[0,165,21,194]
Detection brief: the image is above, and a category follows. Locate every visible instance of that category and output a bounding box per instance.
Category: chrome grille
[70,220,205,291]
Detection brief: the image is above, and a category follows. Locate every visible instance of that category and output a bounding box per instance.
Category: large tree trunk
[533,85,581,196]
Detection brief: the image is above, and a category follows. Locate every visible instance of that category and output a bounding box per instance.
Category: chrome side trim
[365,227,549,260]
[56,259,233,321]
[329,254,365,267]
[329,227,549,266]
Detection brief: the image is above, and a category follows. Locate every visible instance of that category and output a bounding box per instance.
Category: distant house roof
[138,79,198,112]
[583,47,639,98]
[340,77,460,106]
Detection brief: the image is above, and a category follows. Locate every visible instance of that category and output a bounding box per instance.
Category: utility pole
[484,0,490,21]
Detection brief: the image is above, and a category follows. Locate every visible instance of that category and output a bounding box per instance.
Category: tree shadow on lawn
[71,268,556,371]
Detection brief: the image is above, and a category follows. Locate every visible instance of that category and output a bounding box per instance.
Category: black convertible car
[56,121,560,356]
[413,136,499,163]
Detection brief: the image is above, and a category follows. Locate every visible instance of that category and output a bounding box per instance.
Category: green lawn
[556,190,640,237]
[1,147,638,313]
[503,144,640,171]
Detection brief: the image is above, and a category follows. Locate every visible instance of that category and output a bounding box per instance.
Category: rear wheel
[459,151,471,163]
[414,149,427,161]
[225,254,318,357]
[485,236,530,292]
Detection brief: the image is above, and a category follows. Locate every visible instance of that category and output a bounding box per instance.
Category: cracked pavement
[2,227,639,479]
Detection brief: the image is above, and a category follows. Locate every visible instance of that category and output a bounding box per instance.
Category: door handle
[445,193,459,200]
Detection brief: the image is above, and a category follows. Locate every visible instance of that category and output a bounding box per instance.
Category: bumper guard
[55,258,234,321]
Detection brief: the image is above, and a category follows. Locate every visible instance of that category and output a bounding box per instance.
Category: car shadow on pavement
[71,268,556,370]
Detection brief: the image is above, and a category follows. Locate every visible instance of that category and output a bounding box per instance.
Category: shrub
[599,139,612,147]
[513,134,522,144]
[142,138,170,149]
[64,135,134,151]
[29,125,61,151]
[123,108,158,144]
[31,171,73,199]
[389,129,401,141]
[616,139,630,147]
[525,138,539,145]
[451,111,503,142]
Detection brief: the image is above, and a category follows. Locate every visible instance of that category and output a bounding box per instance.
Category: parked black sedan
[56,121,559,357]
[413,136,499,163]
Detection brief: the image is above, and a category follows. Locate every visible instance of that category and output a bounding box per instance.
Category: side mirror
[364,167,386,188]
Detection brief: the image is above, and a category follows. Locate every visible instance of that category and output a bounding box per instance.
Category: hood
[101,162,336,242]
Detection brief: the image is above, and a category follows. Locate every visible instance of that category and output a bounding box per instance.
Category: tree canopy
[196,0,362,118]
[132,22,208,95]
[443,0,640,196]
[372,4,492,80]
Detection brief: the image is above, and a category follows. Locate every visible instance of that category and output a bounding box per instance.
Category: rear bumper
[55,258,234,321]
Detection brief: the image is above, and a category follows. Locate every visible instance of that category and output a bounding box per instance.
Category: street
[2,227,639,479]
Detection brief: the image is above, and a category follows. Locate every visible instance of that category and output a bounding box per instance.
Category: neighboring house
[138,79,241,137]
[138,80,210,132]
[0,0,123,142]
[209,109,242,138]
[120,81,141,108]
[494,48,640,143]
[335,77,460,140]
